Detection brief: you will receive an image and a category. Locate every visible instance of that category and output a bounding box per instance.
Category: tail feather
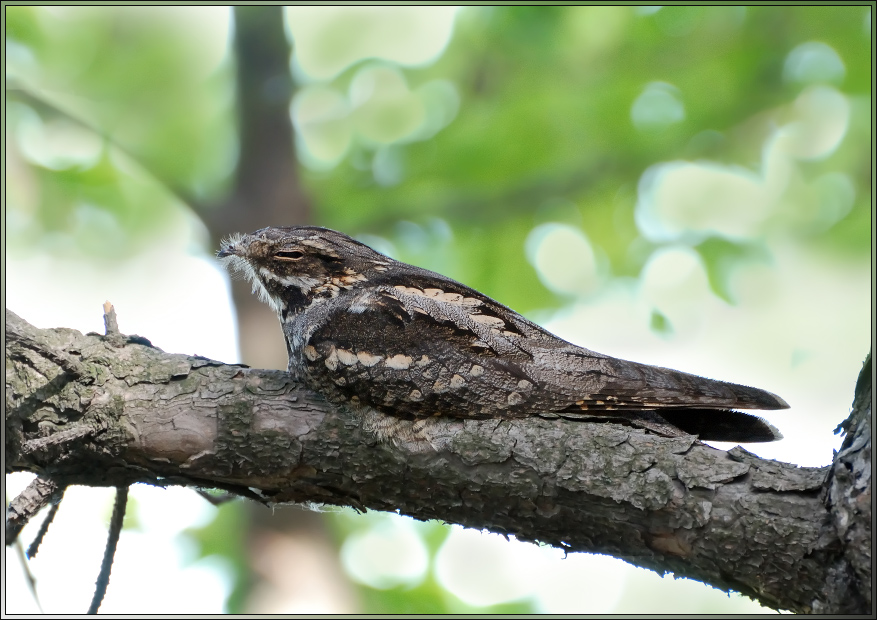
[557,356,788,442]
[658,409,783,442]
[594,357,790,412]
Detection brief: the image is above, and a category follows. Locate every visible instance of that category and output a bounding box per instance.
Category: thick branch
[4,309,869,613]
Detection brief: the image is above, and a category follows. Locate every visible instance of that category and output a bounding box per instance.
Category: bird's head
[217,226,393,315]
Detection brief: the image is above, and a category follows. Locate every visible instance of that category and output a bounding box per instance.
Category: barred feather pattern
[218,226,789,444]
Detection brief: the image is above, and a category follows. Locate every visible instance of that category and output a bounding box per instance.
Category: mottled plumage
[218,226,788,443]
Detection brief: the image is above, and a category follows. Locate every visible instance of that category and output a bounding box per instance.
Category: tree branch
[26,498,63,559]
[823,352,872,613]
[5,477,64,545]
[87,485,129,614]
[4,308,870,613]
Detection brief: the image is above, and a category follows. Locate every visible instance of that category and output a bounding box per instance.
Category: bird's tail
[656,408,782,442]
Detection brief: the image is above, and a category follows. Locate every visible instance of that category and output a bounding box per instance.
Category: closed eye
[275,250,305,261]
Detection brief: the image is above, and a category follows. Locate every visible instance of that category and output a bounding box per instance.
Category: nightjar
[218,226,788,443]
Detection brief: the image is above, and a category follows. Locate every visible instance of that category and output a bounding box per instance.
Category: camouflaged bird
[218,226,788,444]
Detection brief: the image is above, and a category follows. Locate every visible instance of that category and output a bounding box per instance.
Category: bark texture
[4,309,871,614]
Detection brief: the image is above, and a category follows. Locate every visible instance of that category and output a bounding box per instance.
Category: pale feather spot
[334,377,347,386]
[438,292,463,303]
[433,380,448,393]
[343,267,366,277]
[325,348,339,370]
[301,238,339,257]
[507,392,524,406]
[461,297,482,307]
[336,349,358,366]
[408,389,423,402]
[332,276,361,289]
[386,354,413,370]
[340,272,367,286]
[424,288,444,297]
[470,314,505,328]
[450,374,466,389]
[415,355,431,367]
[304,346,319,361]
[469,364,484,377]
[517,379,532,390]
[314,282,341,296]
[357,352,383,367]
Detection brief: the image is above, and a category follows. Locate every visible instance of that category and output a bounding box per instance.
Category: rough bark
[4,309,871,614]
[822,352,871,613]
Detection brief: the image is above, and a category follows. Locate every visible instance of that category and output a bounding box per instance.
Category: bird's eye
[275,250,305,261]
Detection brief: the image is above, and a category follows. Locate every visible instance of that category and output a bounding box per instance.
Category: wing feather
[296,273,788,428]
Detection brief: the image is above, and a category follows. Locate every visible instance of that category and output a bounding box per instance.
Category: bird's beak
[216,241,239,258]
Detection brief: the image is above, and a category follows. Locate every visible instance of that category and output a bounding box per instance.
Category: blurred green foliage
[327,509,538,613]
[6,5,870,301]
[6,6,235,257]
[184,499,249,614]
[5,4,871,614]
[304,5,869,314]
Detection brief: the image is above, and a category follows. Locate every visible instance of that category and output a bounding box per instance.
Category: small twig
[23,424,98,456]
[87,486,129,615]
[27,498,63,559]
[14,538,44,613]
[6,490,45,613]
[102,301,120,336]
[195,489,237,506]
[5,477,64,546]
[102,301,127,347]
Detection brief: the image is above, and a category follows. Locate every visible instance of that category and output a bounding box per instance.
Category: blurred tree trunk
[189,7,352,612]
[201,5,309,372]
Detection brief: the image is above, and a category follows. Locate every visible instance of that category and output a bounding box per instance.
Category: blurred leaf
[184,500,248,613]
[5,6,236,257]
[650,309,673,335]
[694,237,769,304]
[821,198,873,254]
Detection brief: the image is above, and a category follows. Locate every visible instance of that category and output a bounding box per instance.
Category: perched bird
[218,226,788,443]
